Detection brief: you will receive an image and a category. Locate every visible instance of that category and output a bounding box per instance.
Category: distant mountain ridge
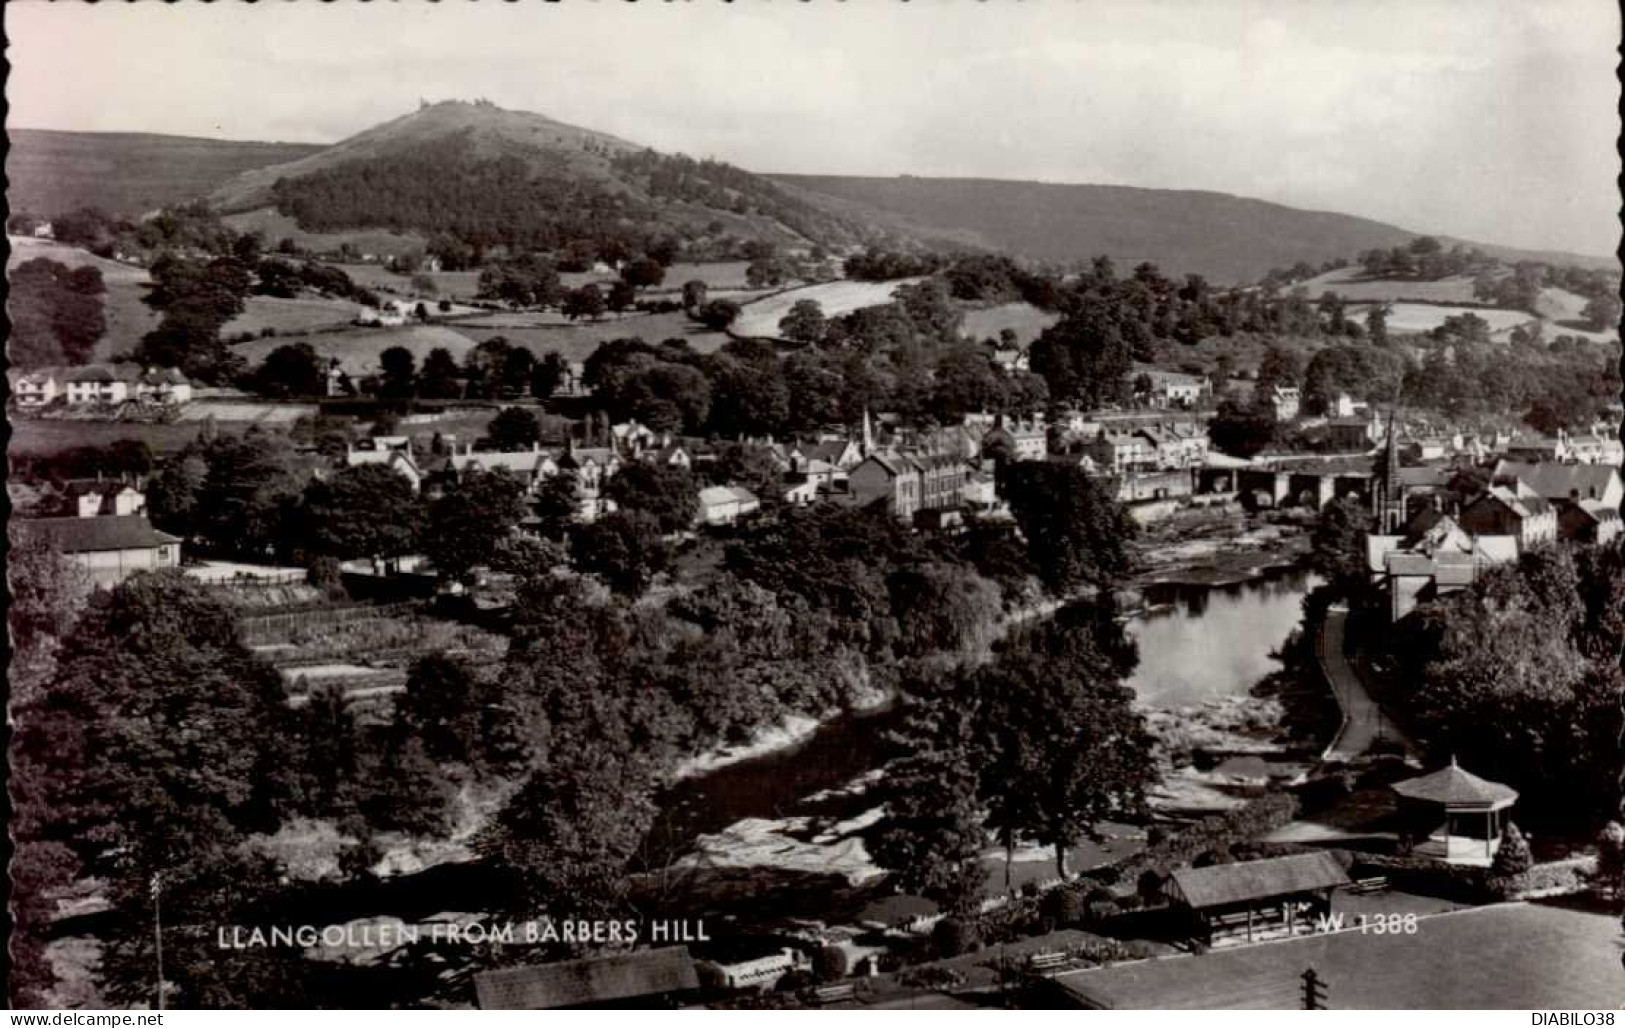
[773,174,1618,283]
[7,107,1614,282]
[199,100,886,256]
[205,100,647,213]
[6,129,322,220]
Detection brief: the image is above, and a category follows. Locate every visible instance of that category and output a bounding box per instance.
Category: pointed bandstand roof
[1391,757,1517,809]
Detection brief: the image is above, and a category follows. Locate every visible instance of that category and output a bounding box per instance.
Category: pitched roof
[1398,466,1451,490]
[1572,500,1621,523]
[559,446,616,469]
[61,479,142,500]
[1392,760,1518,808]
[19,515,180,553]
[1170,852,1349,911]
[66,363,143,384]
[698,485,743,507]
[450,451,548,475]
[800,439,856,463]
[9,366,67,384]
[473,947,698,1010]
[1493,461,1620,503]
[1477,486,1550,519]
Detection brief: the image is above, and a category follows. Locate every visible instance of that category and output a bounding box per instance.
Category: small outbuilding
[1168,852,1350,946]
[1390,758,1517,865]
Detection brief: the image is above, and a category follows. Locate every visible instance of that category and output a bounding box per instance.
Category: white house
[65,480,147,519]
[11,367,63,407]
[135,367,193,405]
[1129,365,1209,408]
[355,301,413,327]
[697,485,761,526]
[65,364,144,405]
[1271,385,1302,422]
[346,440,427,492]
[19,515,182,588]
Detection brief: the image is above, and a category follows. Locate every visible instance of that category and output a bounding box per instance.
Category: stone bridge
[1198,465,1374,511]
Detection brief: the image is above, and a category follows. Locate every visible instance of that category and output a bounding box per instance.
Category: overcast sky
[8,0,1620,257]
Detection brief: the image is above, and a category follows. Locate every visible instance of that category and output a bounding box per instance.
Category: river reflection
[1126,567,1319,707]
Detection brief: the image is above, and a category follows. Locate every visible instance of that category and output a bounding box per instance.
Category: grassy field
[178,400,319,424]
[732,278,921,338]
[960,301,1060,346]
[1298,267,1481,304]
[332,260,763,303]
[9,418,211,456]
[1346,301,1536,337]
[233,323,482,377]
[330,261,481,300]
[444,309,730,362]
[1534,287,1619,342]
[223,209,427,261]
[226,295,358,338]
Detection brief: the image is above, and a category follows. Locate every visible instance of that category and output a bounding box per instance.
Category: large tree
[250,342,325,399]
[483,407,543,452]
[9,258,106,366]
[1000,462,1137,594]
[293,463,425,562]
[423,467,528,585]
[12,572,304,1006]
[572,510,672,596]
[1309,495,1377,602]
[867,678,991,913]
[378,345,417,399]
[778,299,828,344]
[191,429,307,559]
[604,462,699,534]
[875,599,1154,885]
[479,735,658,919]
[6,533,92,1006]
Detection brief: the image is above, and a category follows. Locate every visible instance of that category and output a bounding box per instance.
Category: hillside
[6,129,321,219]
[774,174,1618,284]
[205,100,885,258]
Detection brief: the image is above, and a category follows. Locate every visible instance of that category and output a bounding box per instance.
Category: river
[657,566,1319,855]
[1127,566,1321,707]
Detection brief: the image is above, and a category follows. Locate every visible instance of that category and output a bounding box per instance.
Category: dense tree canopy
[1001,463,1137,594]
[1394,543,1625,826]
[9,258,106,366]
[293,463,425,562]
[423,468,529,585]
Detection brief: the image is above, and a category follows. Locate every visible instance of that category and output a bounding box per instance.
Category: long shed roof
[1170,852,1349,911]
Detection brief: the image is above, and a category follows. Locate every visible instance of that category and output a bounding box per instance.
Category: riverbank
[1132,504,1311,589]
[670,682,893,782]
